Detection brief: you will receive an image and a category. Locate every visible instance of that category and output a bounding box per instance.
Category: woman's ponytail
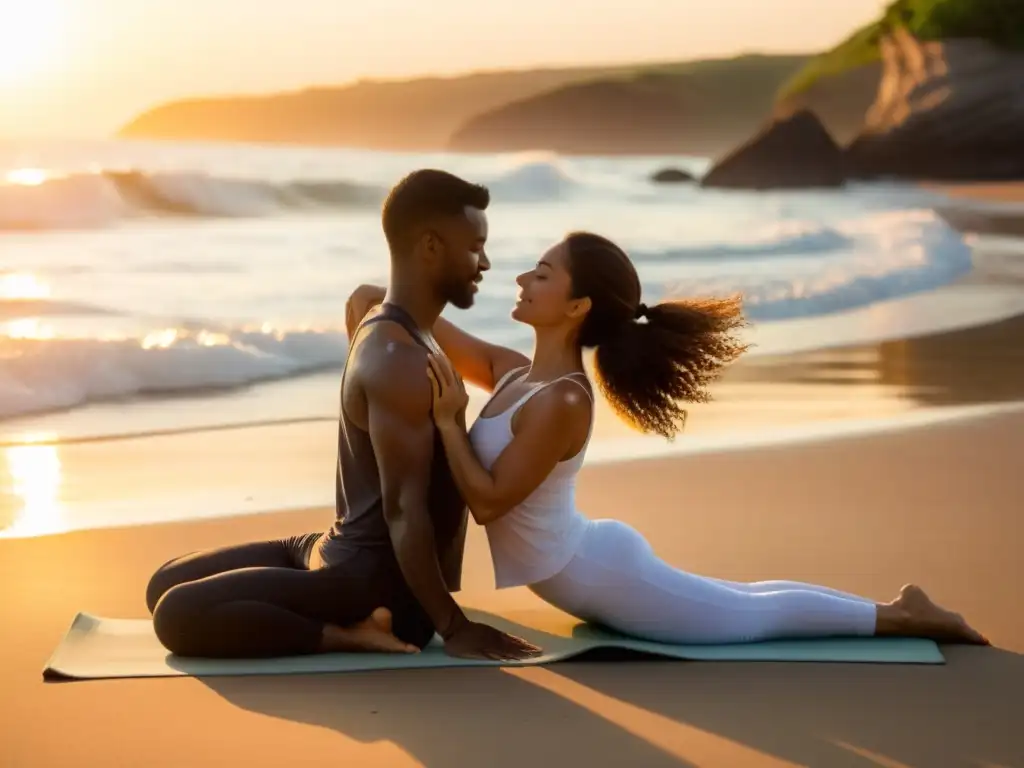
[593,296,748,438]
[565,232,748,440]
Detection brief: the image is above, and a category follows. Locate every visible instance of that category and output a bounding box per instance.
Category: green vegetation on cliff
[778,0,1024,100]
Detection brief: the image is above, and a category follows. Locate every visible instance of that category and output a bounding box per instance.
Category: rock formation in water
[699,110,845,189]
[846,28,1024,181]
[650,168,696,183]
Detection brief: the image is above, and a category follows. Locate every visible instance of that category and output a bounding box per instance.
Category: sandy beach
[2,404,1022,768]
[1,184,1023,768]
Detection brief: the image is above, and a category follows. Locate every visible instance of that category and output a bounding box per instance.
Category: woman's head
[512,231,750,439]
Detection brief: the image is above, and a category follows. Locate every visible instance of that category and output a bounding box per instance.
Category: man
[320,169,541,660]
[145,169,540,661]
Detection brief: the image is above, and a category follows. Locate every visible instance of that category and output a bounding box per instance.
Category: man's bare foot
[892,584,989,645]
[320,608,421,654]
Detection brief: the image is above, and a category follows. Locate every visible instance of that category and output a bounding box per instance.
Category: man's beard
[441,273,478,310]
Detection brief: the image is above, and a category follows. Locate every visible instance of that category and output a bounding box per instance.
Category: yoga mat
[43,608,944,681]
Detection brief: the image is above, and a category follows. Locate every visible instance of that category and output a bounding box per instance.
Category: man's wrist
[438,606,468,641]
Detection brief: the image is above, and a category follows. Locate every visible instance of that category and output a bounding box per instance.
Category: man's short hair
[381,169,490,255]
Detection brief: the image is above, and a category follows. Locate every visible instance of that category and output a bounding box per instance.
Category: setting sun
[0,0,64,85]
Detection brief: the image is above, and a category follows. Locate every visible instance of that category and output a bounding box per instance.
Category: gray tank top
[319,302,468,591]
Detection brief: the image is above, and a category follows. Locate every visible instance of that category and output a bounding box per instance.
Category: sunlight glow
[196,330,231,347]
[0,272,51,300]
[3,318,56,339]
[141,328,180,350]
[0,1,65,85]
[2,433,65,537]
[4,168,49,186]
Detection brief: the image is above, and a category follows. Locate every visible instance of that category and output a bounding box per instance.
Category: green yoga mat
[43,607,944,681]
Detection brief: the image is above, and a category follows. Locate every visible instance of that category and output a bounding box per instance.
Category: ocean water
[0,138,984,438]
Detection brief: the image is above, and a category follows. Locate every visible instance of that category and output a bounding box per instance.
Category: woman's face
[511,240,586,328]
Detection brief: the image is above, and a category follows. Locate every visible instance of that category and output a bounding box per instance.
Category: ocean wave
[659,210,975,321]
[0,325,349,421]
[0,169,385,231]
[0,158,587,231]
[482,157,580,202]
[635,225,854,261]
[0,206,977,421]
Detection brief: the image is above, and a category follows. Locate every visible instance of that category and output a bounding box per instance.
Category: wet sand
[932,181,1024,238]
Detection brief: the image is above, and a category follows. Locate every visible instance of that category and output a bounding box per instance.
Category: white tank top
[467,367,594,589]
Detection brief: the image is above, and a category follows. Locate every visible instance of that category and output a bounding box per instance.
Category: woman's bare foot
[890,584,989,645]
[319,608,421,654]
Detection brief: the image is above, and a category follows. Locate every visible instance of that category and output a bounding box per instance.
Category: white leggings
[530,519,878,644]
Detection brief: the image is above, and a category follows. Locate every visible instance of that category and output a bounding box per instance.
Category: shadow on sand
[196,613,1024,768]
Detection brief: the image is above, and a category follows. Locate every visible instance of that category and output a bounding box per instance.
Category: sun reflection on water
[3,317,56,339]
[0,272,51,299]
[3,168,48,187]
[1,433,65,537]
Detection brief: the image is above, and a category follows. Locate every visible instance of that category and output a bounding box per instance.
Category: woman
[359,230,987,646]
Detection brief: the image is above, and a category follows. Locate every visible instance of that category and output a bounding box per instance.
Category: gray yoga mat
[43,607,944,681]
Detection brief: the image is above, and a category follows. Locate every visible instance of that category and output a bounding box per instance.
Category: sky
[0,0,886,138]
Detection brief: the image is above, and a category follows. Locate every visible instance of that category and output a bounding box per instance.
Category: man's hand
[442,613,543,661]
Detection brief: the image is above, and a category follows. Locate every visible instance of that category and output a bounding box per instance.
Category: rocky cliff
[846,27,1024,180]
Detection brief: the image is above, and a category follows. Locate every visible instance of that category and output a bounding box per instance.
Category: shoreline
[3,400,1021,542]
[3,317,1024,539]
[4,268,1024,539]
[4,241,1024,446]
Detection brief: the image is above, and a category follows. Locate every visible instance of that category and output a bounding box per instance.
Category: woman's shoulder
[518,376,593,428]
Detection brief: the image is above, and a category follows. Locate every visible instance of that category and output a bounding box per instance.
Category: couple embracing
[144,169,986,661]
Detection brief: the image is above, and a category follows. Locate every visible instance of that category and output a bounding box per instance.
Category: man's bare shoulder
[351,321,431,411]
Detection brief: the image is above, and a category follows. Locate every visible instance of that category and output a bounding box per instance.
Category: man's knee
[145,554,192,615]
[150,581,202,656]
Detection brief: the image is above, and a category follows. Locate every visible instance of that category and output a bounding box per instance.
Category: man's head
[381,169,491,310]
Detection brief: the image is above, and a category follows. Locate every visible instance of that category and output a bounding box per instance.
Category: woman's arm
[345,285,384,340]
[432,316,530,393]
[345,283,529,391]
[427,355,590,524]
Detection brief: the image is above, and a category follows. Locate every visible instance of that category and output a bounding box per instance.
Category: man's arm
[363,335,465,639]
[359,327,542,661]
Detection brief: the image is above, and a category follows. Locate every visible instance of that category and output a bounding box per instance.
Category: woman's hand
[427,353,469,428]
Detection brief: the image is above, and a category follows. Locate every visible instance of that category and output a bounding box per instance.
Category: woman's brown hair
[565,231,749,439]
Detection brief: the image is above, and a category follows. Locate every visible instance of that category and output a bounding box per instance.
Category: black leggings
[146,532,435,658]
